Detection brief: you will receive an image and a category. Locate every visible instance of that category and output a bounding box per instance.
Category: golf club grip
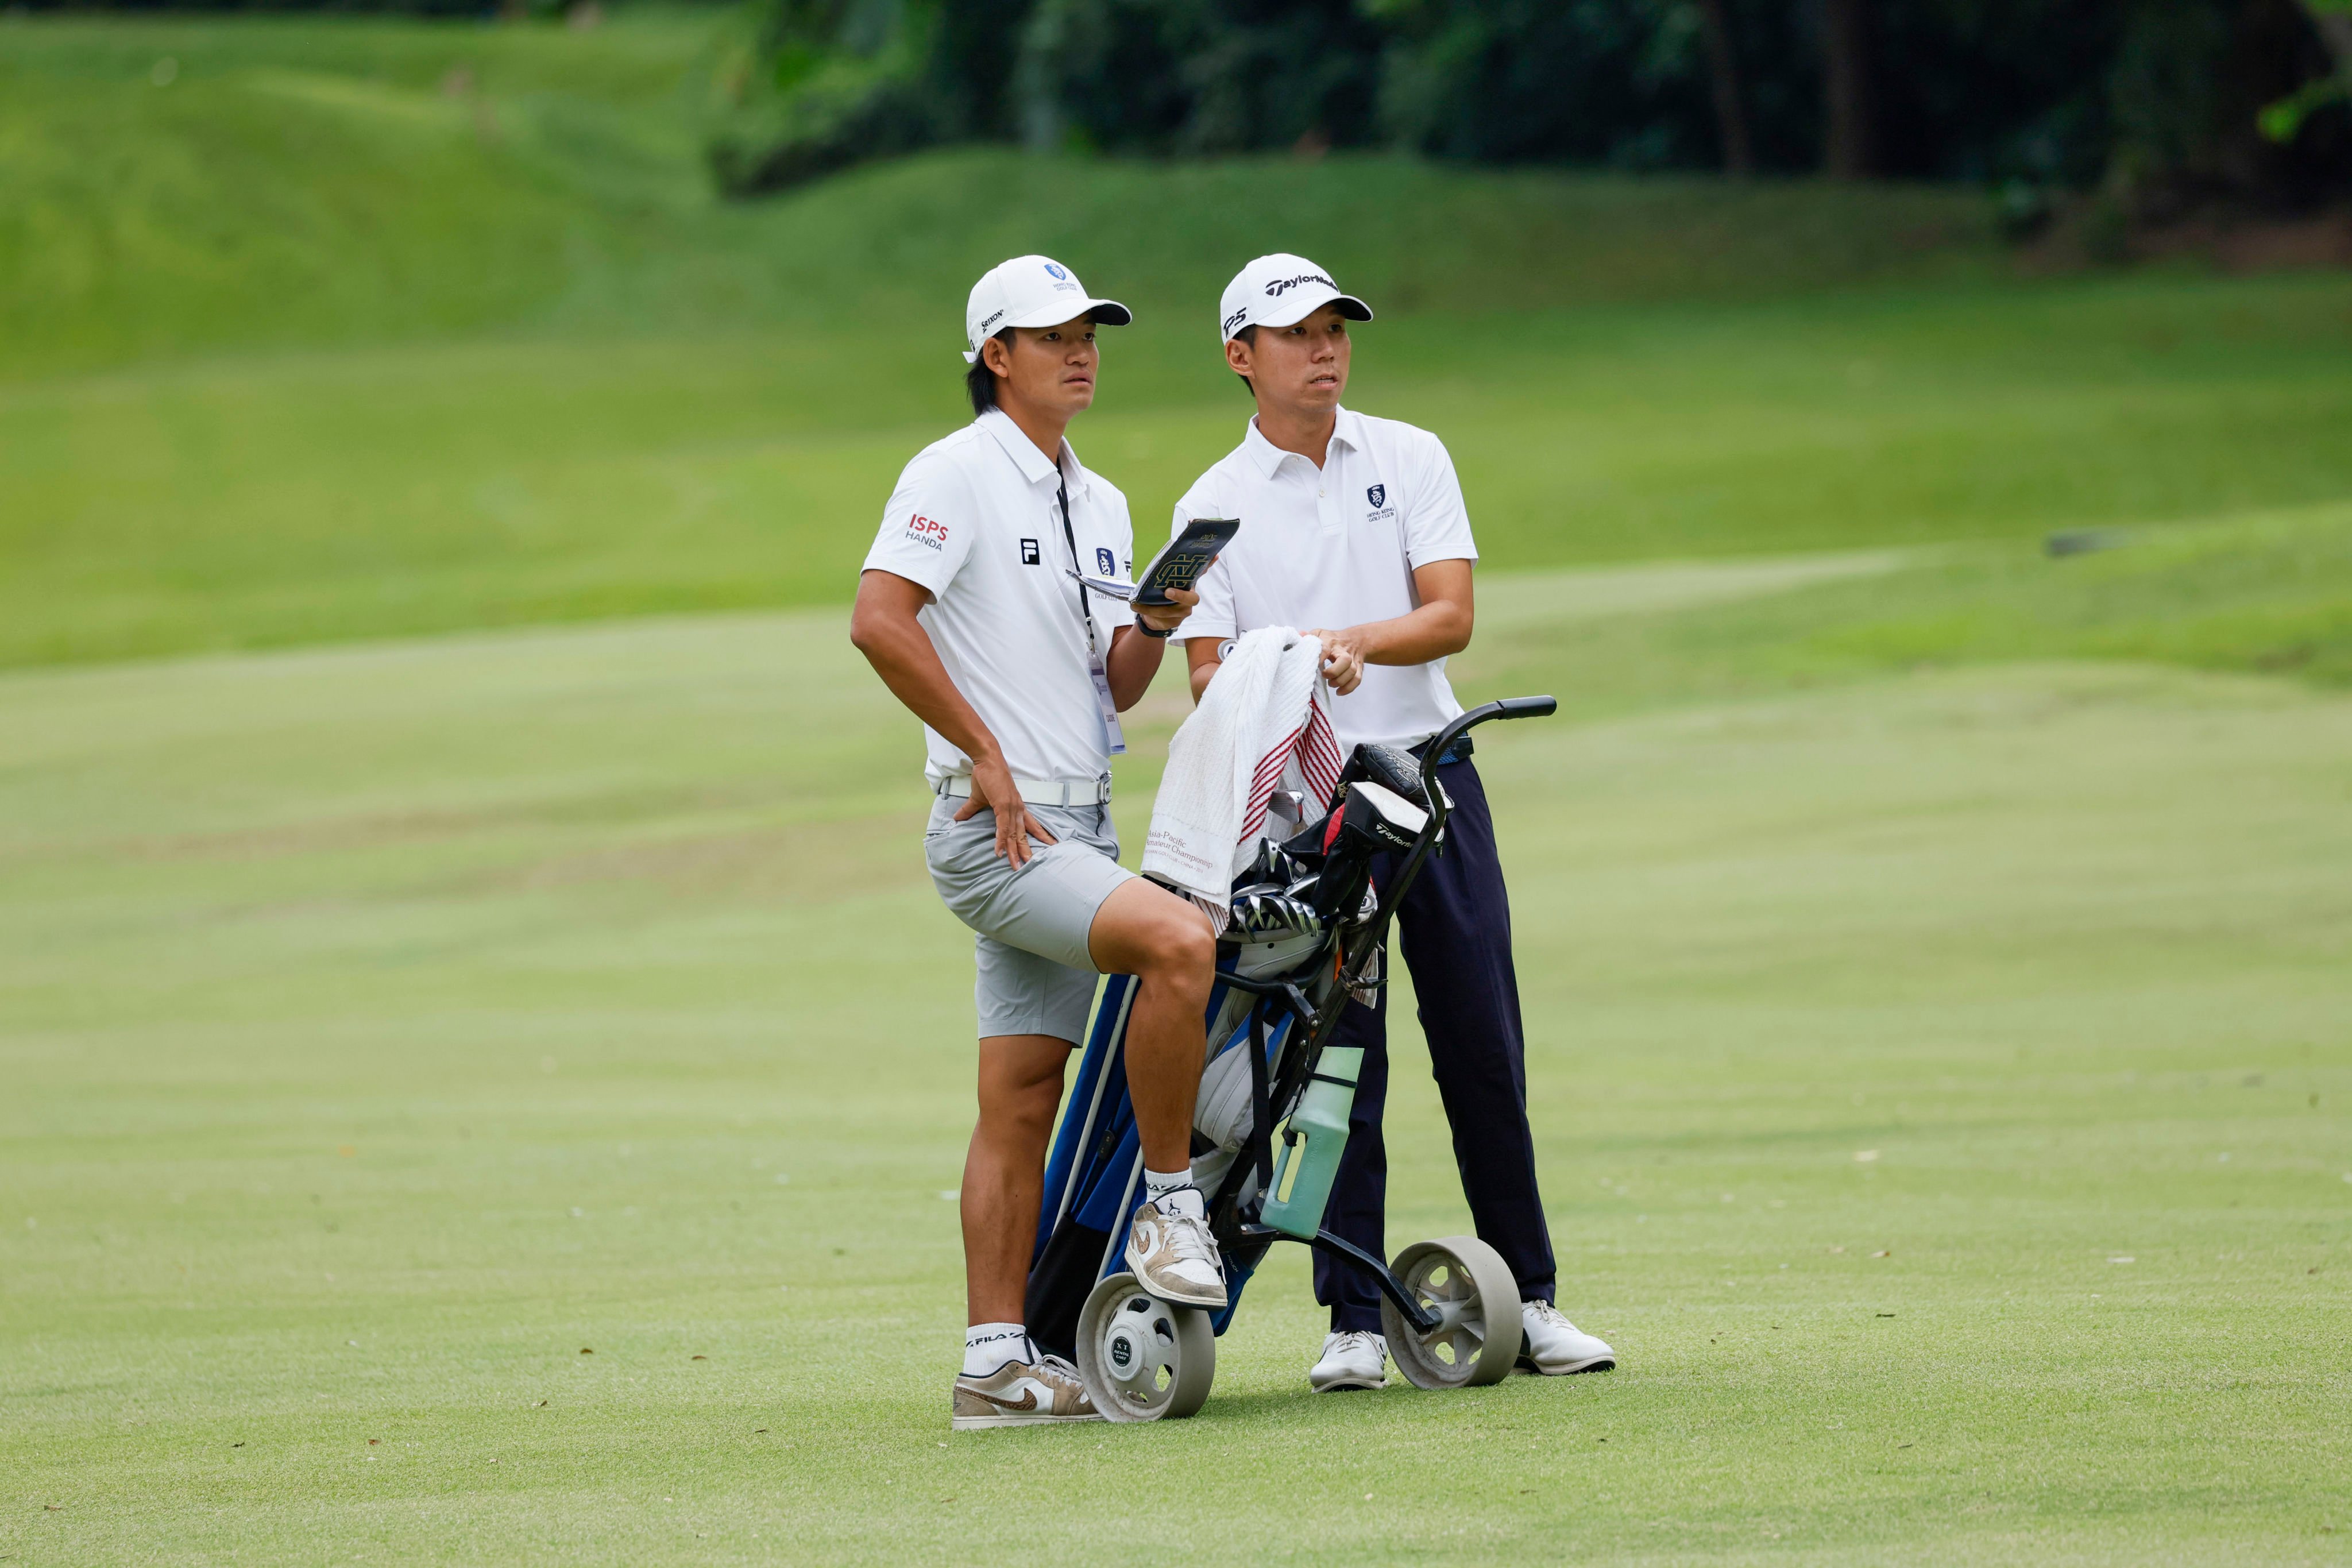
[1422,694,1557,775]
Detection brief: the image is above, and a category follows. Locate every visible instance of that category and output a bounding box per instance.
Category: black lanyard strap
[1057,474,1098,656]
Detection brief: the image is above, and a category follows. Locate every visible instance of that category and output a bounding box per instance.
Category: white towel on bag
[1143,627,1346,922]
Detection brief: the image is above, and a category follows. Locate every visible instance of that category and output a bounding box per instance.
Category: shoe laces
[1525,1300,1573,1330]
[1327,1330,1382,1359]
[1034,1353,1083,1387]
[1157,1207,1221,1267]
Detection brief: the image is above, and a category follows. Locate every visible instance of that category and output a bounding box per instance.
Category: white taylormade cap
[963,255,1132,363]
[1217,253,1373,345]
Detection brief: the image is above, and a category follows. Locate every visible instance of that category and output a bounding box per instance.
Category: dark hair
[1230,324,1257,395]
[965,327,1017,416]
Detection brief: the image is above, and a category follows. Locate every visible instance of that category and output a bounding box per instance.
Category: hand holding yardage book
[1069,516,1239,605]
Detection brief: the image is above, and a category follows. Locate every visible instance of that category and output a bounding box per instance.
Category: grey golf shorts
[924,797,1136,1045]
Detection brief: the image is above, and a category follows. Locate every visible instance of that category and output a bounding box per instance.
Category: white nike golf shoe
[1308,1330,1389,1392]
[1123,1198,1228,1308]
[1518,1301,1616,1374]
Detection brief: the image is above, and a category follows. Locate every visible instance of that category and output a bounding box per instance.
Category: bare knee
[1139,909,1215,999]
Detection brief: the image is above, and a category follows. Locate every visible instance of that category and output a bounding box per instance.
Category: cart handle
[1415,696,1558,831]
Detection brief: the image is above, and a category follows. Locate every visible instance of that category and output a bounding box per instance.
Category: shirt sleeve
[1168,480,1237,643]
[1401,429,1478,569]
[861,450,976,600]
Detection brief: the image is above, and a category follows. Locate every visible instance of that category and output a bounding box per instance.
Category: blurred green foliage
[709,0,2352,206]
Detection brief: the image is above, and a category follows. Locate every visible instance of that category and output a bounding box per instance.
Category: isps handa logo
[905,513,948,551]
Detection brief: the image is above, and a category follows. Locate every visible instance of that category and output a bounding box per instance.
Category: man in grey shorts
[849,256,1227,1431]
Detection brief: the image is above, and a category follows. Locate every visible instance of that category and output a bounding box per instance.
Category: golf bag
[1025,698,1559,1418]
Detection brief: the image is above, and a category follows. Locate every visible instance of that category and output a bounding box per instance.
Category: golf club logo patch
[1095,547,1115,576]
[1020,538,1040,565]
[1366,484,1385,508]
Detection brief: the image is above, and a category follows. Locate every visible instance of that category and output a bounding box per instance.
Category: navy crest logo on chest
[1366,484,1385,508]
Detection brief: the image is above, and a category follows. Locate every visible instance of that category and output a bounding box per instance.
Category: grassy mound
[2,10,2003,380]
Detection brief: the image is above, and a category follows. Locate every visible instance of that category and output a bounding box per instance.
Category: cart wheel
[1380,1236,1523,1390]
[1074,1272,1216,1422]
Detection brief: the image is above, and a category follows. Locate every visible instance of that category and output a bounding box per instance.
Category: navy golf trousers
[1315,754,1557,1333]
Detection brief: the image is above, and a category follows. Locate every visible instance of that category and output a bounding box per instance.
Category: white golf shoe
[1123,1198,1228,1308]
[1518,1301,1616,1374]
[1309,1330,1389,1392]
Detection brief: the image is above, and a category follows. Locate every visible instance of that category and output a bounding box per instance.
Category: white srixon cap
[1217,253,1373,345]
[964,255,1131,363]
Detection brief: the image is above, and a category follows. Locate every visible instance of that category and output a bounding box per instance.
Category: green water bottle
[1258,1045,1364,1241]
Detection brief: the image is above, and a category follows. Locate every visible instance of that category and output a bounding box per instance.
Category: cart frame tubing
[1216,696,1557,1341]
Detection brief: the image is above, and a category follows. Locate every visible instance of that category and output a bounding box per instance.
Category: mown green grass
[9,269,2352,668]
[1472,500,2352,717]
[4,15,2351,1555]
[3,549,2347,1564]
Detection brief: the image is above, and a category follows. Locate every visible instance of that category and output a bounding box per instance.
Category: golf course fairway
[4,549,2347,1563]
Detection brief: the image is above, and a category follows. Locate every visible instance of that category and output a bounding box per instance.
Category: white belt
[934,773,1111,808]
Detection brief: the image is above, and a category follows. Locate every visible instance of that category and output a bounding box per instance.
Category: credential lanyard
[1058,474,1126,758]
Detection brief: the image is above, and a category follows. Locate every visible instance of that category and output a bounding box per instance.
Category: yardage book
[1068,516,1239,605]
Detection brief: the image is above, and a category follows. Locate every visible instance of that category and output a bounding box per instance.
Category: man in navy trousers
[1172,253,1619,1391]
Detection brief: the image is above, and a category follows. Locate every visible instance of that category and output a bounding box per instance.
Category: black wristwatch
[1135,623,1173,640]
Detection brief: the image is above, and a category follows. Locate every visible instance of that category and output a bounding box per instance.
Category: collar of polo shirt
[1243,406,1366,476]
[975,406,1092,497]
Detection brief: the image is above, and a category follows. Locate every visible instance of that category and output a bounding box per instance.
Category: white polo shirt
[1171,407,1477,752]
[863,408,1137,786]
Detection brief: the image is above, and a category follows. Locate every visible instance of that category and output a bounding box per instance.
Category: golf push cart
[1026,696,1558,1420]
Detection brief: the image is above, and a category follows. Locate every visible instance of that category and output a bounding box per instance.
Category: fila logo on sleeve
[1020,538,1041,565]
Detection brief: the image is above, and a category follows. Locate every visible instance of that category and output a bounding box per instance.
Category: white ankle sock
[963,1322,1030,1377]
[1144,1167,1204,1221]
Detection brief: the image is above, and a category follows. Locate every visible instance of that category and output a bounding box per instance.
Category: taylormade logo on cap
[1216,253,1374,345]
[963,256,1133,364]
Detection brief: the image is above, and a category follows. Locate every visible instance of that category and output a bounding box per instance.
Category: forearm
[1105,625,1168,709]
[1349,599,1474,666]
[852,613,1004,768]
[1183,639,1222,704]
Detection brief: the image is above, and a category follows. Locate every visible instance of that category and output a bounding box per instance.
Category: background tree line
[702,0,2352,219]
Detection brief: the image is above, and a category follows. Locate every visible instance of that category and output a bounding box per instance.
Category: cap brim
[1005,298,1131,330]
[1245,289,1374,334]
[963,298,1132,361]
